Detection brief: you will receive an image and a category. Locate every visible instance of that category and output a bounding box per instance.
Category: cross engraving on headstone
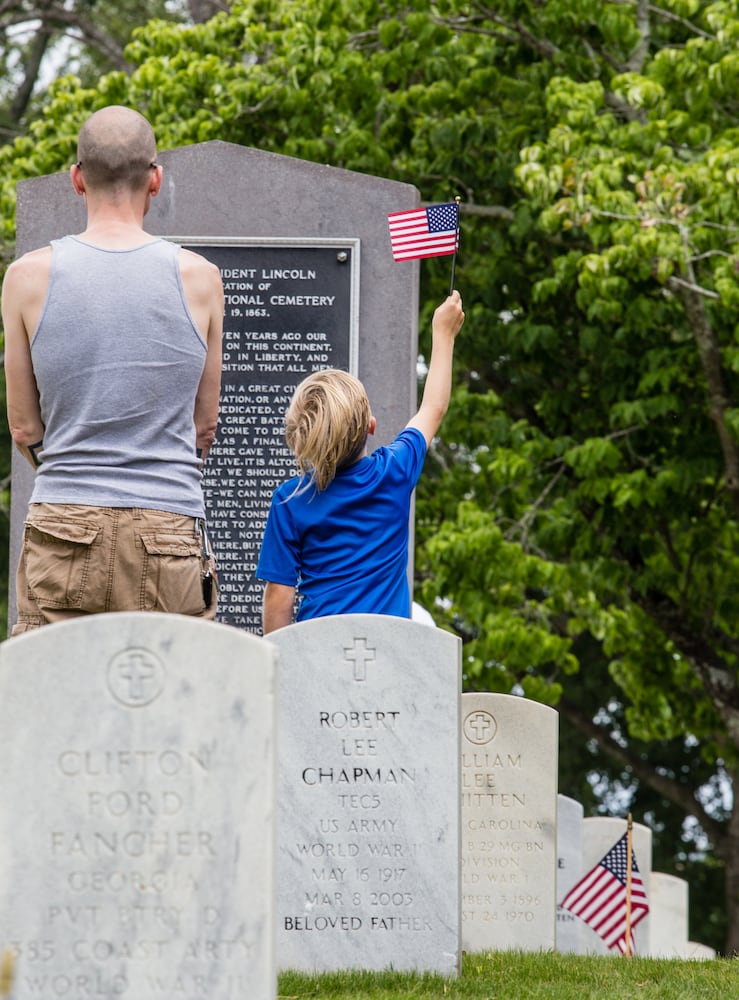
[107,648,164,707]
[119,653,154,699]
[464,710,496,744]
[343,637,376,682]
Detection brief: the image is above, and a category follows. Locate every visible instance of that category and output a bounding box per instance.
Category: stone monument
[9,142,420,634]
[0,613,277,999]
[267,614,461,975]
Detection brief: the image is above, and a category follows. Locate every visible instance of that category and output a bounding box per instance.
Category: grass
[278,950,739,999]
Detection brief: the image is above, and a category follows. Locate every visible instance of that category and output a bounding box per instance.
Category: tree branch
[609,0,716,43]
[666,274,721,300]
[187,0,228,23]
[0,12,130,70]
[9,14,52,123]
[638,591,739,751]
[625,0,650,73]
[674,233,739,513]
[438,6,561,60]
[558,693,727,846]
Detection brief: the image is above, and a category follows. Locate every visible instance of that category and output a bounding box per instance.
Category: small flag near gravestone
[559,820,649,955]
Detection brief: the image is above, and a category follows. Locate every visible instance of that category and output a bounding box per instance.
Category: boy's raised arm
[406,290,465,446]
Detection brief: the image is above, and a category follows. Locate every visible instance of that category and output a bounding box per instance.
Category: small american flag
[388,202,459,261]
[560,832,649,954]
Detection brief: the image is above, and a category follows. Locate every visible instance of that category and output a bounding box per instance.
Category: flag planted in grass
[560,832,649,954]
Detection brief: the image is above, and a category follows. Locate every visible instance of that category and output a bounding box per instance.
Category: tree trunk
[715,767,739,954]
[10,21,51,125]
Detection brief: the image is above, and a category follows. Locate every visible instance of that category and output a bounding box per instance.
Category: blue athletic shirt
[256,426,427,621]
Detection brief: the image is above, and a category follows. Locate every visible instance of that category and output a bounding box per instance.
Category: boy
[257,290,464,633]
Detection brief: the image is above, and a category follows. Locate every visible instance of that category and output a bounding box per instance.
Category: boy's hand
[433,290,465,340]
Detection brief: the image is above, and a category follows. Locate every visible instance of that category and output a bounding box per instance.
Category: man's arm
[262,581,296,634]
[180,248,224,464]
[406,290,465,446]
[3,252,48,467]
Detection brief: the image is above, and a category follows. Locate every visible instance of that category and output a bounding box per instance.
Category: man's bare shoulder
[175,247,224,339]
[176,247,224,313]
[7,244,52,273]
[177,246,221,280]
[3,245,52,295]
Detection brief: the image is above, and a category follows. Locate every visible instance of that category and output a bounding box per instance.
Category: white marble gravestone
[581,817,652,955]
[0,613,277,1000]
[685,941,716,960]
[460,692,558,952]
[648,872,689,958]
[556,795,586,954]
[268,614,461,975]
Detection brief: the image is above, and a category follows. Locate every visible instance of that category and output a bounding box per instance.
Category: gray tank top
[30,236,208,516]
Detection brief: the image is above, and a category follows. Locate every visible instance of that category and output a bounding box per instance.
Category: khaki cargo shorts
[12,504,218,635]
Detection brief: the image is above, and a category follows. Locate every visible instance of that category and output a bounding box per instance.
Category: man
[3,105,224,633]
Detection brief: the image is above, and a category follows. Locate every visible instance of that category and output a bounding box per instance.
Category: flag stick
[449,196,461,294]
[625,813,633,957]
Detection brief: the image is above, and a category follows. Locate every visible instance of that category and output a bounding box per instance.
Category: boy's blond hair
[285,369,371,492]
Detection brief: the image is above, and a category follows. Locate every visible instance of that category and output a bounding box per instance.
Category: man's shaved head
[76,106,157,190]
